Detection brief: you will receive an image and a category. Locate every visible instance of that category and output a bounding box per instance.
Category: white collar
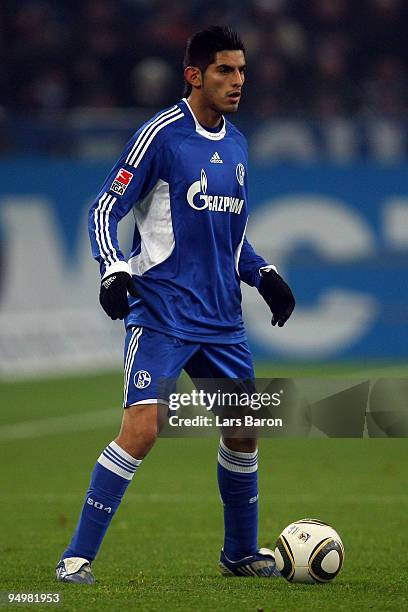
[182,98,226,141]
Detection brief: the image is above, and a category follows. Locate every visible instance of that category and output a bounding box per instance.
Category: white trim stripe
[128,398,169,406]
[109,440,141,467]
[97,453,134,480]
[217,454,258,474]
[94,193,111,265]
[127,106,183,166]
[123,327,140,394]
[97,441,141,480]
[218,440,258,474]
[217,455,258,474]
[103,448,137,473]
[103,447,137,472]
[219,445,258,467]
[259,265,278,275]
[123,327,143,405]
[123,327,141,403]
[94,192,118,267]
[104,195,118,264]
[220,439,258,461]
[182,97,226,141]
[130,112,184,169]
[98,193,115,265]
[102,260,132,281]
[219,444,258,464]
[234,220,248,276]
[126,105,178,164]
[129,107,182,166]
[128,178,175,276]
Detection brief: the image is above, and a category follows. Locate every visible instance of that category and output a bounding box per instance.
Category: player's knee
[140,419,159,449]
[117,404,160,458]
[116,424,157,458]
[132,431,157,458]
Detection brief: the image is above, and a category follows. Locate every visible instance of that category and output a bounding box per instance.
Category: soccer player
[56,26,295,584]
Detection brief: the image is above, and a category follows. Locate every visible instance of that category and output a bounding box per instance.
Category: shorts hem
[124,398,170,408]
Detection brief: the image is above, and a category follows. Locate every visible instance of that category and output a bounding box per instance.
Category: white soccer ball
[274,518,344,584]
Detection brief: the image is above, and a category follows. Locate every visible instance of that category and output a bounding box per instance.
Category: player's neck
[186,95,222,129]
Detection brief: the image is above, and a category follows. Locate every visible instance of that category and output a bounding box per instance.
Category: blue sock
[62,441,141,562]
[217,439,258,561]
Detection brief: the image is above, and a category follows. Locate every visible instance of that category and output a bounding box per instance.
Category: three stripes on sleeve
[93,105,184,273]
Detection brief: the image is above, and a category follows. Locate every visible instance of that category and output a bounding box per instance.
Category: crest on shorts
[134,370,151,389]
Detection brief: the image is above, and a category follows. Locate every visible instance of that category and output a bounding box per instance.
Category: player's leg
[216,435,279,577]
[115,402,168,458]
[57,327,198,583]
[185,342,279,577]
[58,404,163,577]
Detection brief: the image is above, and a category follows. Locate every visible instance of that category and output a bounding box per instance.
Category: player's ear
[184,66,202,89]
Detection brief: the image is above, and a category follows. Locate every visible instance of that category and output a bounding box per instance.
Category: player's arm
[88,140,160,320]
[238,236,295,327]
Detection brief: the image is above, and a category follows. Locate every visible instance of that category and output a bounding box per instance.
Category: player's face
[201,50,246,114]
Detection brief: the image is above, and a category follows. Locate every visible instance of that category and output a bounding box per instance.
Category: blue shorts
[123,326,255,407]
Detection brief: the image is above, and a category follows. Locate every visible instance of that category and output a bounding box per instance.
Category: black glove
[99,271,139,320]
[259,269,295,327]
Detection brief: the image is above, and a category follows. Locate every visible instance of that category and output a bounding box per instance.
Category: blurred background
[1,0,408,380]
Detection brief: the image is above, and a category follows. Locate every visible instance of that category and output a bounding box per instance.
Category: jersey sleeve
[232,131,276,288]
[88,136,161,279]
[238,236,276,289]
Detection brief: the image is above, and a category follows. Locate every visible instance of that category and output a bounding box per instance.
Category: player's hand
[99,271,139,320]
[259,269,295,327]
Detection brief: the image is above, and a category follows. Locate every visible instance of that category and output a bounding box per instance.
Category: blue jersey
[89,98,270,343]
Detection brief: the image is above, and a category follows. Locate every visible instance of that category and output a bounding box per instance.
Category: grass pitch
[1,371,408,611]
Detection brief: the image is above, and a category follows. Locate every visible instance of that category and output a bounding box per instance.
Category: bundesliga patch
[110,168,134,196]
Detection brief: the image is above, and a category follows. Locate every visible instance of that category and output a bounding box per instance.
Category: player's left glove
[258,268,295,327]
[99,271,139,320]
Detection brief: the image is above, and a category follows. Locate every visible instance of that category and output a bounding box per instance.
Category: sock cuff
[97,441,142,481]
[109,441,142,466]
[218,439,258,474]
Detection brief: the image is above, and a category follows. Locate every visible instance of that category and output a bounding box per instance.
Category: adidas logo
[102,276,116,289]
[210,152,223,164]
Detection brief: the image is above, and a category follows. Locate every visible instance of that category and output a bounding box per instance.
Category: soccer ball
[274,518,344,583]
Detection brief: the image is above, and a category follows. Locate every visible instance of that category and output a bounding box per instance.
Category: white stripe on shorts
[123,327,143,406]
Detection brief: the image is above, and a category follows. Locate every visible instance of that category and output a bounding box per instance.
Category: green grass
[1,370,408,611]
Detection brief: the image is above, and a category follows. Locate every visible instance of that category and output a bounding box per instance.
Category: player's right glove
[99,271,139,320]
[258,268,295,327]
